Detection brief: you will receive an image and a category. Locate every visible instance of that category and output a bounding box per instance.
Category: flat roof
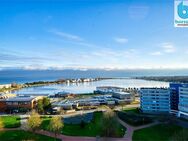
[113,92,130,95]
[97,86,124,89]
[1,96,37,102]
[140,87,169,90]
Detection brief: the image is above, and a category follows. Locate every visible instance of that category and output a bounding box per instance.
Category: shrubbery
[117,111,153,126]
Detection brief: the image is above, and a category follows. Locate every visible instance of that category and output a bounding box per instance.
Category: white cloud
[114,37,128,44]
[49,29,83,42]
[161,42,176,53]
[150,51,162,56]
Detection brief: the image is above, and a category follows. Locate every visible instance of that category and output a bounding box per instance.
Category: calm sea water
[12,78,169,95]
[0,69,188,84]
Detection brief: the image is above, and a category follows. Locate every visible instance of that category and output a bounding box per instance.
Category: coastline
[134,76,188,83]
[0,77,113,94]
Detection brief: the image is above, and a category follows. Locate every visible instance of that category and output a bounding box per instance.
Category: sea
[0,69,186,95]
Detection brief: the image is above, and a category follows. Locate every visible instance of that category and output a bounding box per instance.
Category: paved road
[0,104,139,117]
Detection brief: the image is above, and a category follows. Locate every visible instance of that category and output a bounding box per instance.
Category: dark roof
[0,96,37,102]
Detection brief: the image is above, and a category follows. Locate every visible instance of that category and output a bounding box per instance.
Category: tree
[43,97,51,110]
[49,116,63,139]
[37,99,44,114]
[37,97,51,114]
[0,117,4,129]
[27,110,42,132]
[101,110,120,137]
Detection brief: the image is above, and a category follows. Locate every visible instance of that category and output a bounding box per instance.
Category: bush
[117,111,153,126]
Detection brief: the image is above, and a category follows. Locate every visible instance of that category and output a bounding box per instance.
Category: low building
[112,92,131,99]
[52,100,74,110]
[94,86,124,94]
[112,92,134,104]
[140,88,170,113]
[0,96,43,112]
[0,84,11,89]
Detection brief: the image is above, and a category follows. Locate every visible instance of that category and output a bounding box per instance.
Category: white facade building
[140,88,170,113]
[95,86,124,94]
[0,84,11,89]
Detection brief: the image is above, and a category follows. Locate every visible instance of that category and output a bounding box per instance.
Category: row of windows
[6,102,31,105]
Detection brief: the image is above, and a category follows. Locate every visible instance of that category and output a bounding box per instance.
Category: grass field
[0,116,21,128]
[133,124,188,141]
[0,130,60,141]
[41,112,125,137]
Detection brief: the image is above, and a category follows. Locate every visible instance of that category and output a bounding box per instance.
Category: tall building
[140,88,170,113]
[169,83,182,111]
[178,84,188,118]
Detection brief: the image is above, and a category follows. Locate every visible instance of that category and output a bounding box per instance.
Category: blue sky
[0,0,188,70]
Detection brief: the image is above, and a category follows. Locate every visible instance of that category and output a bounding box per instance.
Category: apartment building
[170,83,182,111]
[140,88,170,113]
[178,84,188,118]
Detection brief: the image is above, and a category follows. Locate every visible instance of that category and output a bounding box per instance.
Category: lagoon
[12,78,168,95]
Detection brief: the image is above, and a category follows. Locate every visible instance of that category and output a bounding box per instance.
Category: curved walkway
[117,118,160,141]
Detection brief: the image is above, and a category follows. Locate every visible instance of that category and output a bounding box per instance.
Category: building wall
[6,101,33,110]
[140,88,170,113]
[0,97,42,112]
[179,87,188,114]
[0,101,7,112]
[169,83,184,111]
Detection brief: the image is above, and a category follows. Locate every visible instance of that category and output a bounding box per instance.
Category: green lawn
[0,130,60,141]
[133,124,188,141]
[0,116,21,128]
[41,112,125,137]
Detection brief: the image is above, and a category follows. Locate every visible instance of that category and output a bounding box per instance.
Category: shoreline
[134,76,188,83]
[0,77,115,94]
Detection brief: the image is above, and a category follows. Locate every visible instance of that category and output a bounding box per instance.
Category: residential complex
[52,87,134,111]
[140,88,170,113]
[140,83,188,119]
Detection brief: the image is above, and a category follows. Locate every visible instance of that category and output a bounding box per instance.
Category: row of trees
[27,110,63,138]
